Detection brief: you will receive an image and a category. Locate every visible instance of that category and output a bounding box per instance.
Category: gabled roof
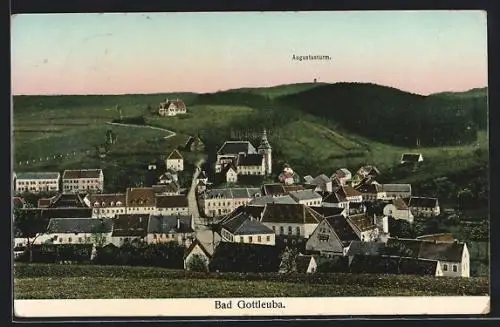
[324,215,360,243]
[167,149,183,160]
[409,196,439,208]
[347,213,377,232]
[283,185,304,193]
[88,194,126,207]
[184,238,212,259]
[160,99,187,109]
[261,203,322,224]
[218,206,265,225]
[391,198,409,210]
[416,233,455,243]
[112,214,149,237]
[303,175,314,184]
[236,153,263,166]
[48,193,88,208]
[333,168,352,179]
[262,183,286,196]
[126,187,156,207]
[217,141,257,156]
[152,183,180,194]
[381,184,412,193]
[37,198,52,208]
[47,217,113,234]
[15,172,60,180]
[222,212,274,235]
[62,169,102,179]
[296,255,314,273]
[306,174,331,186]
[155,195,188,208]
[222,163,238,174]
[340,185,363,198]
[323,191,346,204]
[401,153,423,162]
[289,189,322,202]
[385,238,465,262]
[310,206,345,218]
[148,214,194,234]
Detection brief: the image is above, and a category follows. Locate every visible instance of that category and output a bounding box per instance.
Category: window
[443,264,448,271]
[68,237,72,243]
[78,237,83,243]
[153,234,157,239]
[452,265,458,272]
[257,236,262,242]
[279,226,284,235]
[266,236,271,242]
[239,237,244,243]
[288,226,292,235]
[248,236,253,243]
[272,226,276,232]
[58,238,63,243]
[296,227,300,236]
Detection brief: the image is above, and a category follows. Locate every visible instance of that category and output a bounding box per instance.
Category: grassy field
[14,263,490,299]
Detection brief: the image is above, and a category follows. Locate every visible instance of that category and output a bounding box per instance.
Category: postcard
[11,10,489,318]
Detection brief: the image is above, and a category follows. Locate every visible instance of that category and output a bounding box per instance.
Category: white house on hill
[158,98,187,116]
[166,149,184,172]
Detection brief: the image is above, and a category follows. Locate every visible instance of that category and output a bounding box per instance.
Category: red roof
[167,149,183,160]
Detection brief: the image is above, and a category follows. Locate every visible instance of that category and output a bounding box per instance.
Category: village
[12,98,471,278]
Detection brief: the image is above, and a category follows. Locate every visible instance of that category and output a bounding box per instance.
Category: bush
[186,254,208,272]
[15,244,93,264]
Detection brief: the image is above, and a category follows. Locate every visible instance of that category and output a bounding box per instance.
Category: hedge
[14,263,489,296]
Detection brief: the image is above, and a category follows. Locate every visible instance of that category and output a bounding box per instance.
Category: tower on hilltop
[258,128,272,175]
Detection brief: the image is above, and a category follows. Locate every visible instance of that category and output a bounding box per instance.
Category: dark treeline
[278,83,486,147]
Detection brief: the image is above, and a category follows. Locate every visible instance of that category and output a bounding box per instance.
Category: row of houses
[15,213,195,249]
[13,149,186,195]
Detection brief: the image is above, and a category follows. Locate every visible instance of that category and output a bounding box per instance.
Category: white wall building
[62,169,104,194]
[14,172,60,194]
[166,149,184,172]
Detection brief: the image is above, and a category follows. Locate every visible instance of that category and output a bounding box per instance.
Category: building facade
[14,172,60,194]
[62,169,104,193]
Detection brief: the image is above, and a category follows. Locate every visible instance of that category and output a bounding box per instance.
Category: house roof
[357,165,381,177]
[217,141,257,155]
[325,215,360,243]
[148,214,194,234]
[392,198,409,210]
[289,189,322,202]
[167,149,183,160]
[236,153,263,166]
[262,183,286,196]
[346,240,385,256]
[160,99,186,109]
[204,188,261,199]
[37,198,52,208]
[62,169,102,179]
[401,153,423,162]
[46,217,113,234]
[248,195,297,206]
[218,206,265,225]
[126,187,156,207]
[333,168,352,178]
[310,206,345,217]
[184,238,212,259]
[222,212,274,235]
[348,213,377,232]
[409,197,439,208]
[88,194,126,207]
[416,233,455,243]
[155,195,188,208]
[296,255,314,273]
[261,203,322,224]
[222,163,238,174]
[381,184,412,193]
[307,174,331,186]
[48,193,88,208]
[15,172,60,180]
[112,214,149,237]
[385,238,465,262]
[303,175,314,183]
[341,186,363,198]
[323,191,346,204]
[152,183,180,194]
[355,183,383,194]
[283,185,304,193]
[198,171,208,180]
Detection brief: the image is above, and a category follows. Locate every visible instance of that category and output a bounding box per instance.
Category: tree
[90,220,110,248]
[186,254,208,272]
[279,246,298,273]
[13,208,47,262]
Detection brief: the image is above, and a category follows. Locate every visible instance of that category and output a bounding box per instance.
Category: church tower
[258,128,272,175]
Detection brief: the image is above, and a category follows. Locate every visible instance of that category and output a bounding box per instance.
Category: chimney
[177,217,180,229]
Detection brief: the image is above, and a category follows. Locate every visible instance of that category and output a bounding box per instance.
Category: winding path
[105,122,176,139]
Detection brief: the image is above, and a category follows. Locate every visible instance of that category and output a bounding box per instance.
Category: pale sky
[11,11,488,95]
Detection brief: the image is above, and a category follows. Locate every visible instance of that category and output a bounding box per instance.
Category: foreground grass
[14,264,489,299]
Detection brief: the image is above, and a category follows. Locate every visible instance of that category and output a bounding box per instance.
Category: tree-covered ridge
[277,82,487,147]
